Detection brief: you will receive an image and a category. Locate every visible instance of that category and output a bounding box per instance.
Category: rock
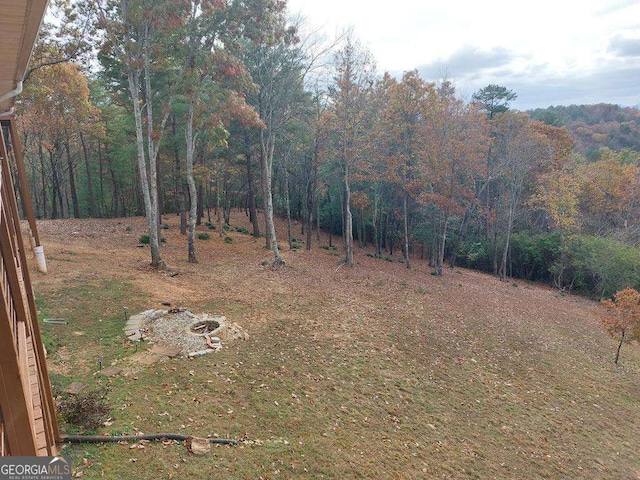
[98,366,122,377]
[125,330,142,342]
[125,315,145,326]
[66,382,86,395]
[187,437,210,456]
[187,349,215,358]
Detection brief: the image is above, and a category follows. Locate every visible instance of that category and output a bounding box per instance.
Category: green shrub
[456,240,492,271]
[224,236,233,244]
[139,235,166,244]
[235,226,250,234]
[510,232,562,282]
[161,224,169,230]
[291,242,302,250]
[197,233,210,240]
[554,235,640,298]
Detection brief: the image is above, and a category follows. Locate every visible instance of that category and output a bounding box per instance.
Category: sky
[286,0,640,110]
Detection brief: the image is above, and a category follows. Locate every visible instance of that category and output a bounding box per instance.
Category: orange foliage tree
[577,151,640,238]
[600,287,640,364]
[422,82,489,275]
[378,70,437,269]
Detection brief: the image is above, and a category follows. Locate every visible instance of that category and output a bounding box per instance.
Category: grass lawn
[31,214,640,479]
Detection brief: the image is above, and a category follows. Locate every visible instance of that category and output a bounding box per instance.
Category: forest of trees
[10,0,640,298]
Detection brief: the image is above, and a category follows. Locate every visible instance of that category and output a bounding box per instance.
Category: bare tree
[328,34,375,266]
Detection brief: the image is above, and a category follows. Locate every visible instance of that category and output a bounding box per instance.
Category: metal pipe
[61,433,237,445]
[0,82,23,104]
[0,107,15,118]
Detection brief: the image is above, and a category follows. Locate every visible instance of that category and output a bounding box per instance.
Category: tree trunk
[305,145,318,251]
[244,132,261,238]
[197,184,203,226]
[403,193,410,269]
[499,198,515,281]
[283,161,292,249]
[428,238,436,268]
[260,130,284,266]
[492,226,499,275]
[316,198,321,243]
[343,163,354,266]
[108,165,120,218]
[143,40,165,258]
[305,166,315,250]
[358,209,365,248]
[172,115,187,234]
[216,174,223,236]
[128,68,165,269]
[436,215,448,276]
[65,140,80,218]
[326,191,333,247]
[185,101,198,264]
[50,150,61,219]
[206,182,212,224]
[373,188,380,257]
[98,142,105,217]
[80,132,95,217]
[615,332,625,364]
[222,172,231,226]
[38,144,47,219]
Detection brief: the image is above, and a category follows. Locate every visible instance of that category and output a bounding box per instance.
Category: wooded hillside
[12,0,640,298]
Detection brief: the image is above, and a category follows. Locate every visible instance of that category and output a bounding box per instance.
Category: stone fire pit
[123,308,246,357]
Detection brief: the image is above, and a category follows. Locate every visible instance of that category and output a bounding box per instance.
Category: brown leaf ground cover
[30,213,640,479]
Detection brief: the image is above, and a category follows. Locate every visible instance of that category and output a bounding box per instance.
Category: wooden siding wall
[0,119,59,456]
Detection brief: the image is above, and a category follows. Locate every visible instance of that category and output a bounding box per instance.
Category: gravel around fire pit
[141,310,227,353]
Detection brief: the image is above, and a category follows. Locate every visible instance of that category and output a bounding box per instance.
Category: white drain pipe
[0,82,48,274]
[0,81,23,104]
[34,245,47,274]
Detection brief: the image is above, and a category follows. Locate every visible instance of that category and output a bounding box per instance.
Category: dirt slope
[30,214,640,479]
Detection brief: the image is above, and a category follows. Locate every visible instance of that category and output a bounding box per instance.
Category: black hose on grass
[60,433,237,445]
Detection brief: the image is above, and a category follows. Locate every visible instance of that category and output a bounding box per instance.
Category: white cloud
[287,0,640,108]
